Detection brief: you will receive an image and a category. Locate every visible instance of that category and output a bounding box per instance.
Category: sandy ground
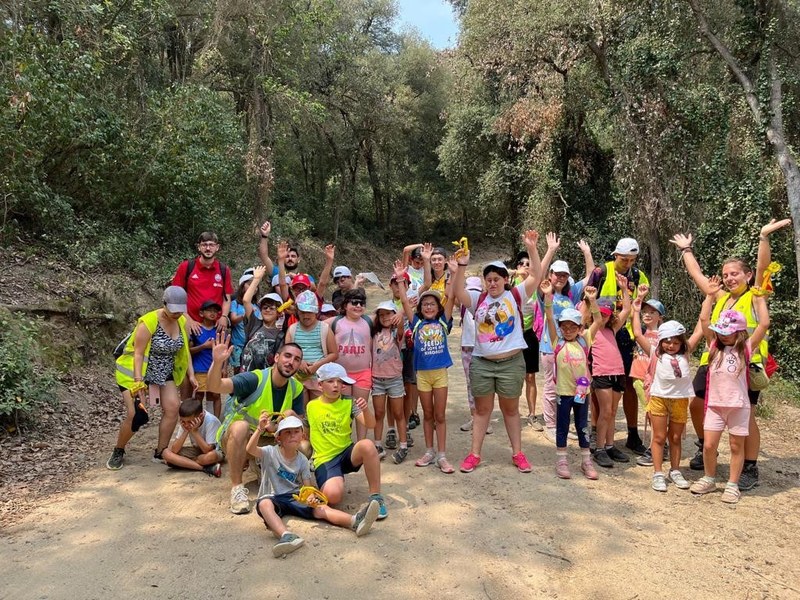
[3,304,800,599]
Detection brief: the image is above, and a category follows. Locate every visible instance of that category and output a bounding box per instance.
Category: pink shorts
[347,369,373,391]
[704,405,750,436]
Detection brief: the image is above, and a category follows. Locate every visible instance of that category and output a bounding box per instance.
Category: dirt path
[3,292,800,599]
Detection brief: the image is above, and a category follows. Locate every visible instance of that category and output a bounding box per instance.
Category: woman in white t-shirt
[452,230,544,474]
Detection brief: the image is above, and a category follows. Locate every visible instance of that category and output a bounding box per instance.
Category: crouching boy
[162,399,224,477]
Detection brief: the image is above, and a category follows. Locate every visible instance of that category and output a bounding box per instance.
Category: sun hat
[258,292,283,306]
[376,300,398,313]
[644,299,666,316]
[291,273,312,289]
[419,289,442,303]
[271,274,291,287]
[276,415,304,434]
[658,320,686,341]
[465,276,483,292]
[558,308,583,325]
[710,310,747,336]
[317,362,355,384]
[613,238,640,255]
[333,266,352,280]
[483,260,509,277]
[163,286,187,313]
[295,290,319,313]
[550,260,571,275]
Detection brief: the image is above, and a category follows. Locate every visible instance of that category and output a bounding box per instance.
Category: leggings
[557,395,590,449]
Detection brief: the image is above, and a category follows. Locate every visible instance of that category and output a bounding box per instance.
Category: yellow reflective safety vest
[596,261,649,335]
[700,289,768,366]
[115,310,190,390]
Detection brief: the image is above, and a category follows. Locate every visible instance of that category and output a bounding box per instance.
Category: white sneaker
[668,469,690,490]
[460,417,473,432]
[527,414,544,432]
[544,428,557,443]
[486,422,494,435]
[230,484,251,514]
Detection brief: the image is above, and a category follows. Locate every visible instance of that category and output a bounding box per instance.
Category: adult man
[207,334,306,514]
[172,231,234,335]
[587,237,649,455]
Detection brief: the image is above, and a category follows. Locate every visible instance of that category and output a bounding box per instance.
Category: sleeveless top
[293,321,324,363]
[145,324,184,385]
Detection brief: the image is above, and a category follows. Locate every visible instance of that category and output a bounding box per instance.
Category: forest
[1,0,799,386]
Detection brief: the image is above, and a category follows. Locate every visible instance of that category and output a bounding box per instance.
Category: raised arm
[276,241,290,301]
[698,278,719,344]
[402,243,424,267]
[614,274,632,331]
[451,250,471,310]
[584,286,604,340]
[418,243,433,292]
[243,265,266,319]
[755,218,792,287]
[630,294,652,355]
[577,239,595,286]
[207,331,235,395]
[520,230,543,299]
[670,233,717,297]
[393,260,416,323]
[443,256,458,321]
[539,232,560,278]
[541,280,558,348]
[257,221,275,275]
[316,244,335,294]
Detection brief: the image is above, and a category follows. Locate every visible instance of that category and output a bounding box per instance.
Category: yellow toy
[129,381,147,395]
[277,298,294,313]
[452,237,469,253]
[292,486,328,506]
[259,411,286,437]
[751,262,781,297]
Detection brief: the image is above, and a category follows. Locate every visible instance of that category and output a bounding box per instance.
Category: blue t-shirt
[270,266,316,284]
[411,315,453,371]
[191,326,217,373]
[231,300,260,347]
[539,281,584,354]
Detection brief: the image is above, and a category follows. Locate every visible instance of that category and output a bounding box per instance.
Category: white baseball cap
[258,292,283,306]
[239,272,255,286]
[333,266,352,279]
[320,303,337,313]
[271,274,292,286]
[658,320,686,341]
[558,308,583,325]
[376,300,397,313]
[550,260,571,275]
[276,415,304,434]
[317,363,355,384]
[613,238,640,255]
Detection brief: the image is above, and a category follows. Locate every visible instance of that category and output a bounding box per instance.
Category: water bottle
[574,376,590,404]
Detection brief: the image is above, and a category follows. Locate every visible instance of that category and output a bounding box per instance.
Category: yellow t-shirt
[555,339,590,396]
[306,396,360,467]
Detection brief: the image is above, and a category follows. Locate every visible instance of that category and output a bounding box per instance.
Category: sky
[395,0,460,49]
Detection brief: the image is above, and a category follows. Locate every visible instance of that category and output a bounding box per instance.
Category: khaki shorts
[195,372,208,392]
[470,352,525,399]
[173,445,225,462]
[416,368,449,392]
[648,396,689,424]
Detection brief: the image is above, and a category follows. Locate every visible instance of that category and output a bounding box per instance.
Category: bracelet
[544,303,553,308]
[457,262,469,267]
[261,234,269,239]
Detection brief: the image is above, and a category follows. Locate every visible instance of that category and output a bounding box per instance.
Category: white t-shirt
[406,266,425,291]
[467,283,531,358]
[649,351,694,398]
[171,412,222,448]
[461,309,476,348]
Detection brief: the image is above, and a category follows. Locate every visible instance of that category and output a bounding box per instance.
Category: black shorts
[693,364,760,405]
[522,328,539,374]
[592,375,626,393]
[402,348,417,385]
[256,493,315,521]
[314,444,360,489]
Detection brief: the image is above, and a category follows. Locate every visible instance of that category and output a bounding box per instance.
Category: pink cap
[710,310,747,336]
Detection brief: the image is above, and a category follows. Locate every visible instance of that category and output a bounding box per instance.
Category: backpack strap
[184,259,196,289]
[331,315,344,334]
[477,288,523,314]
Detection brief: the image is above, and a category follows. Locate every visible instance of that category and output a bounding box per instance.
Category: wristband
[261,234,269,239]
[544,303,553,308]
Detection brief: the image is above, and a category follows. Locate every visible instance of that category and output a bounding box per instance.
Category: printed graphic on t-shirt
[476,296,516,343]
[338,329,367,357]
[418,322,446,356]
[276,464,298,484]
[374,330,400,365]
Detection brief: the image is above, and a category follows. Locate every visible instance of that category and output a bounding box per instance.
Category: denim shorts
[372,375,405,398]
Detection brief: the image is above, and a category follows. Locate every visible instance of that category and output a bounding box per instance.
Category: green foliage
[0,310,57,429]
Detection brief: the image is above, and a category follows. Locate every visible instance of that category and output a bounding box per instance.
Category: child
[285,290,337,404]
[628,284,665,467]
[690,294,769,503]
[632,297,706,492]
[542,281,597,480]
[589,275,632,468]
[230,269,259,373]
[306,362,387,518]
[370,301,408,463]
[190,300,222,417]
[248,415,380,558]
[162,398,224,477]
[240,266,284,372]
[394,258,456,474]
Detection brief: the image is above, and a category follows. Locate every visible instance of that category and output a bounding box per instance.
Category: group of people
[107,217,791,555]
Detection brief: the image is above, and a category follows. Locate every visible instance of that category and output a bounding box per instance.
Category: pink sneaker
[581,458,598,480]
[460,453,481,473]
[555,456,571,479]
[512,452,532,473]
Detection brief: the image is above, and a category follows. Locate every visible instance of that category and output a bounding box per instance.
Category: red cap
[291,274,312,289]
[598,306,613,317]
[390,271,411,283]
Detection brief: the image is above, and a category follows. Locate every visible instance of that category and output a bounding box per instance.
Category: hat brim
[558,317,582,325]
[319,375,356,385]
[165,303,187,313]
[709,325,739,336]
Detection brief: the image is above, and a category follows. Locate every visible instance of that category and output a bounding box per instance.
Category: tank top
[707,342,750,408]
[334,317,372,373]
[293,321,324,363]
[590,327,624,376]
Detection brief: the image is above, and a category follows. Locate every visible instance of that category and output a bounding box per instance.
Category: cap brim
[166,303,187,313]
[709,325,736,335]
[320,375,356,385]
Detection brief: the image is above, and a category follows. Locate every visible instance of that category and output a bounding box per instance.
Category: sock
[701,475,716,484]
[400,443,408,449]
[726,480,739,489]
[556,449,567,458]
[604,444,613,450]
[580,448,591,458]
[350,515,357,528]
[744,459,757,467]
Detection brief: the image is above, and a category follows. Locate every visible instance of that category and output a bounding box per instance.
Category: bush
[0,309,57,432]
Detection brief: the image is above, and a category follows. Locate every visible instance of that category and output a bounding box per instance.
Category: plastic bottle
[574,376,590,404]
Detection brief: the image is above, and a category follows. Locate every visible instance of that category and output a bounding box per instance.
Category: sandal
[436,456,455,474]
[721,484,741,504]
[415,449,436,467]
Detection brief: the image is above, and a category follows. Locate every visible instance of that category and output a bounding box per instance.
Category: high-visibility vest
[700,289,768,366]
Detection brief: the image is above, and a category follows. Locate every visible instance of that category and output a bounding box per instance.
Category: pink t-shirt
[629,330,659,380]
[333,316,372,373]
[590,328,624,376]
[707,341,750,408]
[371,328,403,378]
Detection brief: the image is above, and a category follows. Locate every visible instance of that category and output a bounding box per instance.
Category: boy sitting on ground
[306,363,388,519]
[162,399,224,477]
[248,415,380,558]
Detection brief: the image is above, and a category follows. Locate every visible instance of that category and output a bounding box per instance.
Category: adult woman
[670,218,791,490]
[107,286,197,470]
[420,245,450,306]
[452,230,544,473]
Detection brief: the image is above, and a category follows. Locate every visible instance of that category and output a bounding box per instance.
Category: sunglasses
[349,299,366,307]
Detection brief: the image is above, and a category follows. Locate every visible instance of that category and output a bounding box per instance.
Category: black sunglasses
[349,299,366,307]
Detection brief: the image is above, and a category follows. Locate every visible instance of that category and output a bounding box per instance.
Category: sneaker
[392,447,409,464]
[408,413,420,430]
[668,469,690,490]
[555,456,571,479]
[353,499,380,537]
[690,477,717,495]
[738,464,760,491]
[152,448,164,464]
[273,532,304,557]
[625,435,647,456]
[203,463,222,478]
[106,448,125,470]
[689,447,704,471]
[406,432,414,448]
[375,443,386,461]
[460,453,481,473]
[369,493,388,520]
[606,446,630,463]
[460,417,473,432]
[636,448,653,467]
[230,484,251,514]
[593,449,613,468]
[385,429,397,450]
[721,484,741,504]
[527,414,544,432]
[436,456,455,474]
[581,458,598,480]
[651,472,667,492]
[486,422,494,435]
[512,452,532,473]
[544,428,557,444]
[415,449,436,467]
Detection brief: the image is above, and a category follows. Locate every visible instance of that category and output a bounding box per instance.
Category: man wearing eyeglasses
[172,231,234,336]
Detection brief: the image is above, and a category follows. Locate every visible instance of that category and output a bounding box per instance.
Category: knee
[499,402,519,417]
[257,498,276,516]
[356,439,377,457]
